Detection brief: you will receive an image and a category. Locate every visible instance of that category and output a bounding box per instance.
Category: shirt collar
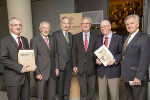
[130,29,139,38]
[11,33,20,39]
[62,30,68,36]
[83,31,90,37]
[104,31,113,39]
[41,33,48,40]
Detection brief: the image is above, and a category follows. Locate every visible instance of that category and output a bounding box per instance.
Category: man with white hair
[0,17,31,100]
[94,20,124,100]
[121,14,150,100]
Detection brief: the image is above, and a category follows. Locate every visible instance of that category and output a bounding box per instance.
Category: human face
[81,18,91,33]
[100,21,111,36]
[125,17,139,34]
[39,23,50,37]
[9,19,22,36]
[61,18,70,31]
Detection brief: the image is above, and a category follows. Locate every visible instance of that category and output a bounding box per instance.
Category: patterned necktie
[17,37,23,50]
[45,37,49,48]
[65,32,69,43]
[84,34,88,52]
[104,36,108,47]
[124,34,131,52]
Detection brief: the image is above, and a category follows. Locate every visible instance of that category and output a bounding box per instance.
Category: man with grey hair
[0,17,32,100]
[30,21,56,100]
[72,17,99,100]
[94,20,123,100]
[53,17,73,100]
[121,14,150,100]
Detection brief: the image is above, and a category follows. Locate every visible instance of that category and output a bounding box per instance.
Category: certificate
[18,50,36,71]
[94,45,114,66]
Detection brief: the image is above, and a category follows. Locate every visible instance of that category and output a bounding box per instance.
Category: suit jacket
[30,34,56,80]
[72,31,99,75]
[121,31,150,82]
[94,33,124,78]
[0,34,29,86]
[53,30,72,70]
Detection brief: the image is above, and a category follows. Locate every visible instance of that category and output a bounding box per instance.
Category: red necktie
[104,36,108,47]
[84,34,88,52]
[45,37,49,48]
[17,37,23,50]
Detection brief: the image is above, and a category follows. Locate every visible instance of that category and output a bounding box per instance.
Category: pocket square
[131,44,138,48]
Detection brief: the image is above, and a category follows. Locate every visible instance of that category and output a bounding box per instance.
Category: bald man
[94,20,124,100]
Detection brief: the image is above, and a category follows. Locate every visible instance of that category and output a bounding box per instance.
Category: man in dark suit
[121,14,150,100]
[94,20,124,100]
[72,17,99,100]
[53,17,72,100]
[0,17,31,100]
[30,21,56,100]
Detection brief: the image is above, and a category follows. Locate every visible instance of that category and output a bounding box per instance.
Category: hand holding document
[18,50,36,71]
[94,45,114,66]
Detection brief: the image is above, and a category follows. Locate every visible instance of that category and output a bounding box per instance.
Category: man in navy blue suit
[94,20,124,100]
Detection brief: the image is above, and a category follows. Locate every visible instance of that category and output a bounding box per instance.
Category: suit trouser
[58,62,72,100]
[6,75,30,100]
[98,75,120,100]
[78,72,96,100]
[37,76,56,100]
[124,82,147,100]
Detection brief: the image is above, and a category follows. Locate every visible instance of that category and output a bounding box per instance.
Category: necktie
[65,32,69,43]
[17,37,23,50]
[45,37,49,48]
[84,34,88,52]
[124,34,131,52]
[104,36,108,47]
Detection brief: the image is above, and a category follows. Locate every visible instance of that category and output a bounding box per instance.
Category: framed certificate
[94,45,114,66]
[18,50,36,71]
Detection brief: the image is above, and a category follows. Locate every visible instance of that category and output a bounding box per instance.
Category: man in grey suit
[30,21,56,100]
[72,17,99,100]
[53,17,72,100]
[0,17,31,100]
[121,14,150,100]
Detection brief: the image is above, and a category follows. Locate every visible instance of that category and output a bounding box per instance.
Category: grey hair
[9,17,22,24]
[124,14,140,24]
[60,17,70,23]
[39,21,50,27]
[100,20,111,26]
[81,17,92,24]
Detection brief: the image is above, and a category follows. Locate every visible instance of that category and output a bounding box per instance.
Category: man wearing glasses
[72,17,99,100]
[0,17,33,100]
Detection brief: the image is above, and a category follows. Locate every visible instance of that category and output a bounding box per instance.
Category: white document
[94,45,114,66]
[18,50,36,71]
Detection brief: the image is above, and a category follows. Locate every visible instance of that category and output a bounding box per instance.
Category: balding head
[100,20,111,36]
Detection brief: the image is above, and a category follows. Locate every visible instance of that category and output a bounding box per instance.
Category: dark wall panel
[75,0,109,19]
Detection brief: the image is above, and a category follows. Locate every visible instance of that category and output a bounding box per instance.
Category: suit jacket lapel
[48,35,53,50]
[78,32,85,52]
[9,35,19,50]
[87,32,94,52]
[109,34,115,51]
[20,36,26,49]
[125,31,141,51]
[39,34,50,51]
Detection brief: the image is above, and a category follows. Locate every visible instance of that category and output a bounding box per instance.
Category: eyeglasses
[10,24,22,27]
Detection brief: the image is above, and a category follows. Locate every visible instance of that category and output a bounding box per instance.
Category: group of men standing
[0,14,150,100]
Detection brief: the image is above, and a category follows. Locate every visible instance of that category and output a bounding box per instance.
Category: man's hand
[133,77,141,85]
[55,69,59,76]
[21,65,30,73]
[28,65,37,72]
[73,67,78,73]
[107,59,116,66]
[96,58,102,65]
[36,74,42,80]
